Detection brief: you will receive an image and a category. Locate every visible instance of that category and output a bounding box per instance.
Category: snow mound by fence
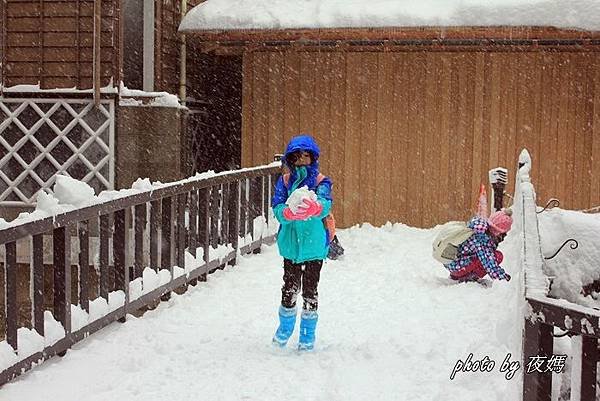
[539,209,600,306]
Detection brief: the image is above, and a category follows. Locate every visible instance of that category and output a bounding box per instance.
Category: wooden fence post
[523,318,553,401]
[572,335,598,401]
[161,197,173,300]
[31,234,44,336]
[78,221,90,313]
[113,209,129,322]
[99,214,110,300]
[250,176,262,253]
[53,226,72,336]
[4,241,17,350]
[199,187,210,282]
[228,181,240,266]
[189,190,198,286]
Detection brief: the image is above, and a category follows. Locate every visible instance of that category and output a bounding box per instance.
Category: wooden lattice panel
[0,98,115,205]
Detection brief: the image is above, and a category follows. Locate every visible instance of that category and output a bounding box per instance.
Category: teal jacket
[272,136,333,263]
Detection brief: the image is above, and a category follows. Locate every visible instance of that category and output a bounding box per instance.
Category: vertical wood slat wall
[0,0,205,92]
[1,0,120,89]
[242,50,600,228]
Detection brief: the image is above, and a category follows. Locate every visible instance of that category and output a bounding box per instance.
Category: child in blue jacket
[271,135,333,351]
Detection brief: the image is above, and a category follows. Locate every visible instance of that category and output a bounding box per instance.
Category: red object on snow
[476,183,488,218]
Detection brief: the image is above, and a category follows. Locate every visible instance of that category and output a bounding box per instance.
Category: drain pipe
[93,0,102,106]
[179,0,187,106]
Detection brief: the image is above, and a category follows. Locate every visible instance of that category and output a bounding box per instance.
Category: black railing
[0,164,280,385]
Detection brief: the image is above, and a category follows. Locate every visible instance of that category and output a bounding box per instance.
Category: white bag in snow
[285,186,317,213]
[432,221,474,264]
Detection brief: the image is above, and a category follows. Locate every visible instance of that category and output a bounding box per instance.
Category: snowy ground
[0,223,523,401]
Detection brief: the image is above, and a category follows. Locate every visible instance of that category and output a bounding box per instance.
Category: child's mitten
[298,198,323,217]
[283,207,310,221]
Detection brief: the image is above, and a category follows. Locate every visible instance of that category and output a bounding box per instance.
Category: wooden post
[53,226,72,335]
[522,319,553,401]
[4,241,17,350]
[239,179,248,244]
[210,186,220,249]
[250,177,262,253]
[228,181,240,266]
[161,197,173,301]
[150,200,160,270]
[78,221,90,313]
[93,0,102,105]
[134,203,146,279]
[176,193,186,271]
[189,190,198,285]
[572,336,598,401]
[31,234,44,335]
[263,175,269,226]
[113,209,129,322]
[199,187,209,282]
[99,214,110,299]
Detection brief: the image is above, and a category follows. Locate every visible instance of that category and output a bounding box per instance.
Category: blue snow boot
[272,305,297,347]
[298,310,318,351]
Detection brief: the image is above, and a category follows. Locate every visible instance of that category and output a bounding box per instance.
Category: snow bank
[538,209,600,306]
[0,222,523,401]
[180,0,600,31]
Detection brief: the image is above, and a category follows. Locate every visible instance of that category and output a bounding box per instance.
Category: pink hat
[488,209,513,235]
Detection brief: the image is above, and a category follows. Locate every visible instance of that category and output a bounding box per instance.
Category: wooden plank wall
[1,0,120,89]
[242,50,600,228]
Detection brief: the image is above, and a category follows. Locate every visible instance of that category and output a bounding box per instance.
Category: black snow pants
[280,258,323,311]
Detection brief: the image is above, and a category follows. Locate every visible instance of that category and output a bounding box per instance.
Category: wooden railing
[517,151,599,401]
[0,164,280,385]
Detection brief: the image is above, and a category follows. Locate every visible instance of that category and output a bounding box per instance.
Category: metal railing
[0,163,280,385]
[517,150,599,401]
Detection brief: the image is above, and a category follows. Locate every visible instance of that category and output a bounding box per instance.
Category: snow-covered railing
[517,150,600,401]
[515,149,549,299]
[0,164,280,385]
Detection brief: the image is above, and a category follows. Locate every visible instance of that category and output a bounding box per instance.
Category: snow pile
[1,222,523,401]
[180,0,600,31]
[0,176,175,228]
[285,186,316,213]
[53,175,96,208]
[538,209,600,306]
[119,83,183,108]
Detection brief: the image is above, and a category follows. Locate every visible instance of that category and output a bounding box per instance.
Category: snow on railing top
[0,162,281,242]
[0,81,118,94]
[514,149,549,298]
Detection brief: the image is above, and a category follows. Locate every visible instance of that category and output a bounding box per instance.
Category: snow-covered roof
[180,0,600,32]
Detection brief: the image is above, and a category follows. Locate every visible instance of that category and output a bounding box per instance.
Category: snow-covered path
[1,223,523,401]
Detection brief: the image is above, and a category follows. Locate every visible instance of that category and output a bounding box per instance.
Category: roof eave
[180,26,600,43]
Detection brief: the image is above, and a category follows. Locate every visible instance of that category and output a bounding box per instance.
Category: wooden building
[181,25,600,228]
[0,0,242,219]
